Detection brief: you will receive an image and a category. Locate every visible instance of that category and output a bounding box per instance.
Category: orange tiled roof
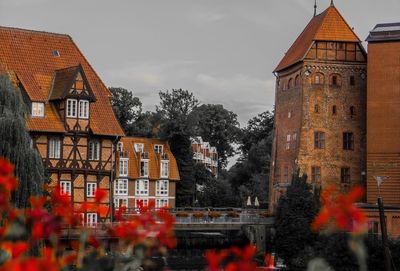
[274,5,360,72]
[0,26,124,136]
[120,137,180,181]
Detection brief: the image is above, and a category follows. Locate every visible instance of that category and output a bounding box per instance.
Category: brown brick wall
[367,41,400,205]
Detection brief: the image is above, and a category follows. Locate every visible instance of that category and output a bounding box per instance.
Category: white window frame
[114,197,128,209]
[32,102,45,117]
[119,158,128,177]
[156,198,169,208]
[115,179,128,195]
[60,181,71,196]
[154,144,163,154]
[160,161,169,178]
[89,140,100,160]
[135,179,149,196]
[48,137,61,159]
[86,213,97,228]
[66,99,77,118]
[134,143,144,153]
[86,183,97,198]
[78,100,89,119]
[156,180,169,196]
[135,198,148,208]
[117,142,123,152]
[140,160,149,177]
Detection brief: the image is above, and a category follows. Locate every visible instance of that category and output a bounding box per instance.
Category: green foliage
[127,111,162,138]
[273,174,319,269]
[193,104,241,168]
[0,74,46,208]
[109,87,142,132]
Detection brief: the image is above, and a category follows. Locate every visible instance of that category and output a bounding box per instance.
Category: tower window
[314,132,325,149]
[350,76,355,86]
[350,106,355,118]
[343,132,354,150]
[330,74,341,87]
[311,166,321,183]
[314,104,320,113]
[295,75,300,86]
[341,167,351,184]
[332,105,337,115]
[288,78,293,89]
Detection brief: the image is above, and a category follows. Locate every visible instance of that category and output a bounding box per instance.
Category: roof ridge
[0,25,71,38]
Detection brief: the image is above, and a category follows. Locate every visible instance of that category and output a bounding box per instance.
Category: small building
[116,137,180,209]
[0,26,124,226]
[191,136,218,176]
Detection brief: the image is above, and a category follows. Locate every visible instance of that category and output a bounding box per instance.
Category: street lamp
[373,176,394,271]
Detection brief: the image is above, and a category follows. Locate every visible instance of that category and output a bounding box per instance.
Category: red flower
[1,241,29,258]
[312,185,366,233]
[94,189,107,203]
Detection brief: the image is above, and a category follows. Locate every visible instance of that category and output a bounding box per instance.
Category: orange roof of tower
[274,4,360,72]
[0,26,124,136]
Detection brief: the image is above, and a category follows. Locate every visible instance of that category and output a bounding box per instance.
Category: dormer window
[154,144,163,154]
[135,143,144,153]
[66,99,77,118]
[32,102,44,117]
[79,100,89,119]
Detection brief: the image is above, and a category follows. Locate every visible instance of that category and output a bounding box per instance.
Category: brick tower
[269,3,367,211]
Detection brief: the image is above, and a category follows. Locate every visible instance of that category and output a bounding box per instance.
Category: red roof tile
[0,26,124,136]
[274,5,360,72]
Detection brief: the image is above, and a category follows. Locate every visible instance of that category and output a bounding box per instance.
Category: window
[311,167,321,183]
[134,143,144,153]
[350,76,355,86]
[314,132,325,149]
[140,161,149,177]
[114,197,128,209]
[332,105,337,115]
[154,144,163,154]
[115,179,128,195]
[86,213,97,227]
[86,183,97,197]
[88,140,100,160]
[136,180,149,196]
[283,166,289,182]
[341,167,350,184]
[119,158,128,176]
[295,75,300,86]
[292,132,297,148]
[156,180,169,196]
[314,73,324,85]
[332,76,337,86]
[32,102,44,117]
[78,100,89,119]
[48,137,61,159]
[350,106,355,118]
[288,111,292,118]
[60,181,71,195]
[66,99,77,117]
[343,132,354,150]
[135,199,148,208]
[330,74,341,87]
[314,104,319,113]
[156,198,169,208]
[285,134,291,150]
[288,78,293,89]
[275,167,281,183]
[117,142,123,152]
[161,161,169,178]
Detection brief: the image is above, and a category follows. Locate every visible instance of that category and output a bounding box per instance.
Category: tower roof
[274,5,360,72]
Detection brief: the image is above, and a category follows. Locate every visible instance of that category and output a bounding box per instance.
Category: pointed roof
[274,5,360,72]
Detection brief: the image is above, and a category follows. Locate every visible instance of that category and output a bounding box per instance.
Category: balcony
[161,153,168,160]
[119,151,129,158]
[141,152,149,159]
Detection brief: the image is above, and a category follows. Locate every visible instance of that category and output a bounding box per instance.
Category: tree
[157,89,200,206]
[109,87,142,132]
[273,173,319,269]
[127,111,162,138]
[193,104,241,169]
[0,74,46,208]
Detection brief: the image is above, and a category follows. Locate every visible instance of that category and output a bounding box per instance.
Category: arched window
[332,105,337,115]
[350,106,355,118]
[295,75,300,86]
[314,73,324,85]
[288,78,293,89]
[330,74,342,87]
[314,104,320,113]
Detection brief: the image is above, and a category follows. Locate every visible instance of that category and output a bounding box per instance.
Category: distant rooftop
[366,22,400,42]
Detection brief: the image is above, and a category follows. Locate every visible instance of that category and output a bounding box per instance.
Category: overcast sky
[1,0,399,126]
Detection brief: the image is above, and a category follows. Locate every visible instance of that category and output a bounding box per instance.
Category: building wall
[367,41,400,205]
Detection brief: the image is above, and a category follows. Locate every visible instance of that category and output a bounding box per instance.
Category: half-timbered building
[116,137,180,209]
[0,26,124,226]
